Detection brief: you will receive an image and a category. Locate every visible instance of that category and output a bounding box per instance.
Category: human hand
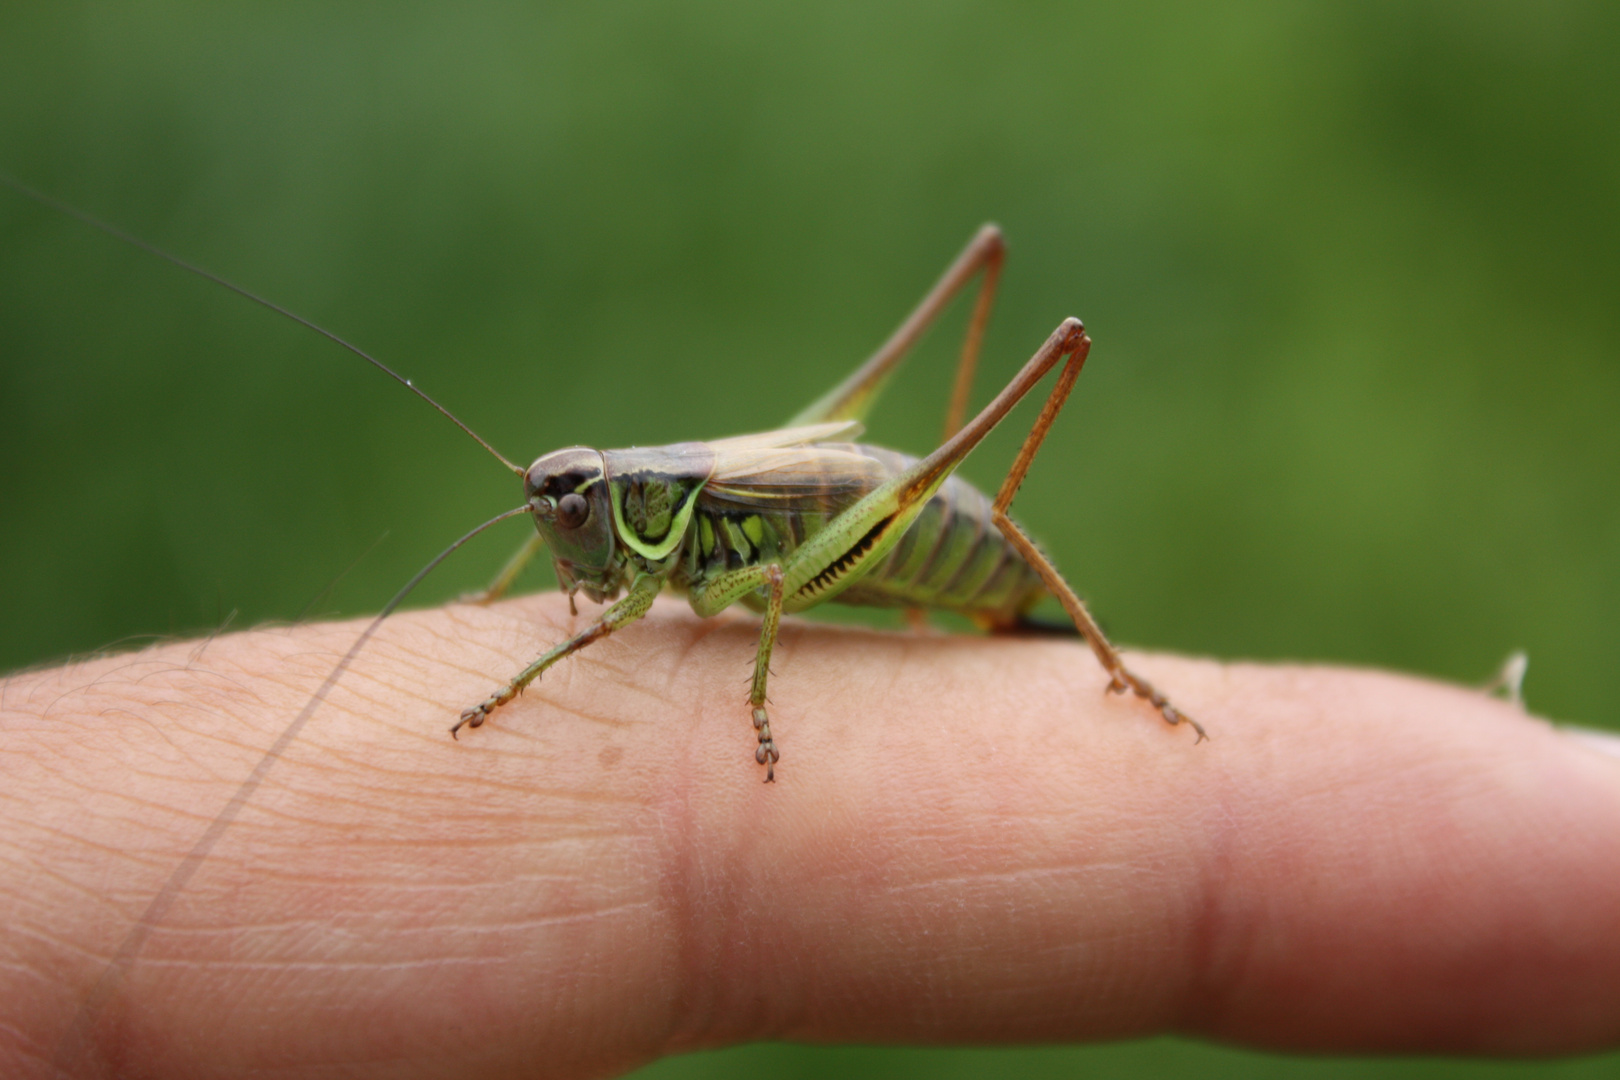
[6,594,1619,1078]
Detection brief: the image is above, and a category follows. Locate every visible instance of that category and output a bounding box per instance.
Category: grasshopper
[3,173,1204,783]
[450,224,1206,780]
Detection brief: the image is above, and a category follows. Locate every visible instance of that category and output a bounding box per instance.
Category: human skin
[3,593,1619,1079]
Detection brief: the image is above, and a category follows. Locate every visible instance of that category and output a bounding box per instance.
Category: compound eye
[556,492,590,529]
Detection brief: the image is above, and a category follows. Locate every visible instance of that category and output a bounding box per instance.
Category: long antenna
[1,171,527,477]
[52,502,534,1074]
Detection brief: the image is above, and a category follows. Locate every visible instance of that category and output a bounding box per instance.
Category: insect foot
[452,692,509,739]
[1108,667,1208,743]
[753,706,780,783]
[451,705,487,739]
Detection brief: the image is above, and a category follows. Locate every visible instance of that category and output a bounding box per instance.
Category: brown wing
[701,442,897,516]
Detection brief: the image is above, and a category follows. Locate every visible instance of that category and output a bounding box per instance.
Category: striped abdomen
[837,446,1047,619]
[677,443,1048,622]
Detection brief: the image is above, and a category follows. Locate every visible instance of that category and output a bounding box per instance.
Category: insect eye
[556,492,590,529]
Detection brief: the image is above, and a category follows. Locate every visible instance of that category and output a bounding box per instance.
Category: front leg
[690,563,787,781]
[462,533,546,606]
[452,573,661,737]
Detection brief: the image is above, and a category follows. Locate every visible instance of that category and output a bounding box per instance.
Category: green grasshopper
[2,172,1202,783]
[451,224,1205,779]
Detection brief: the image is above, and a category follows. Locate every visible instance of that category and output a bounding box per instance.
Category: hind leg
[979,338,1206,740]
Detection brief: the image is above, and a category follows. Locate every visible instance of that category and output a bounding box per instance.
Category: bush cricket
[451,224,1208,780]
[4,177,1203,786]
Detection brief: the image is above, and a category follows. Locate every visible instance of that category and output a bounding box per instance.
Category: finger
[6,594,1619,1080]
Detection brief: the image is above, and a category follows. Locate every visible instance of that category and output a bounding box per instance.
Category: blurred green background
[2,1,1616,1075]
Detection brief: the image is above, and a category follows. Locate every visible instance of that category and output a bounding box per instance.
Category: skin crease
[2,592,1619,1079]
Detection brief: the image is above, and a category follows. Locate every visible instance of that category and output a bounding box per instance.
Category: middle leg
[690,562,789,781]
